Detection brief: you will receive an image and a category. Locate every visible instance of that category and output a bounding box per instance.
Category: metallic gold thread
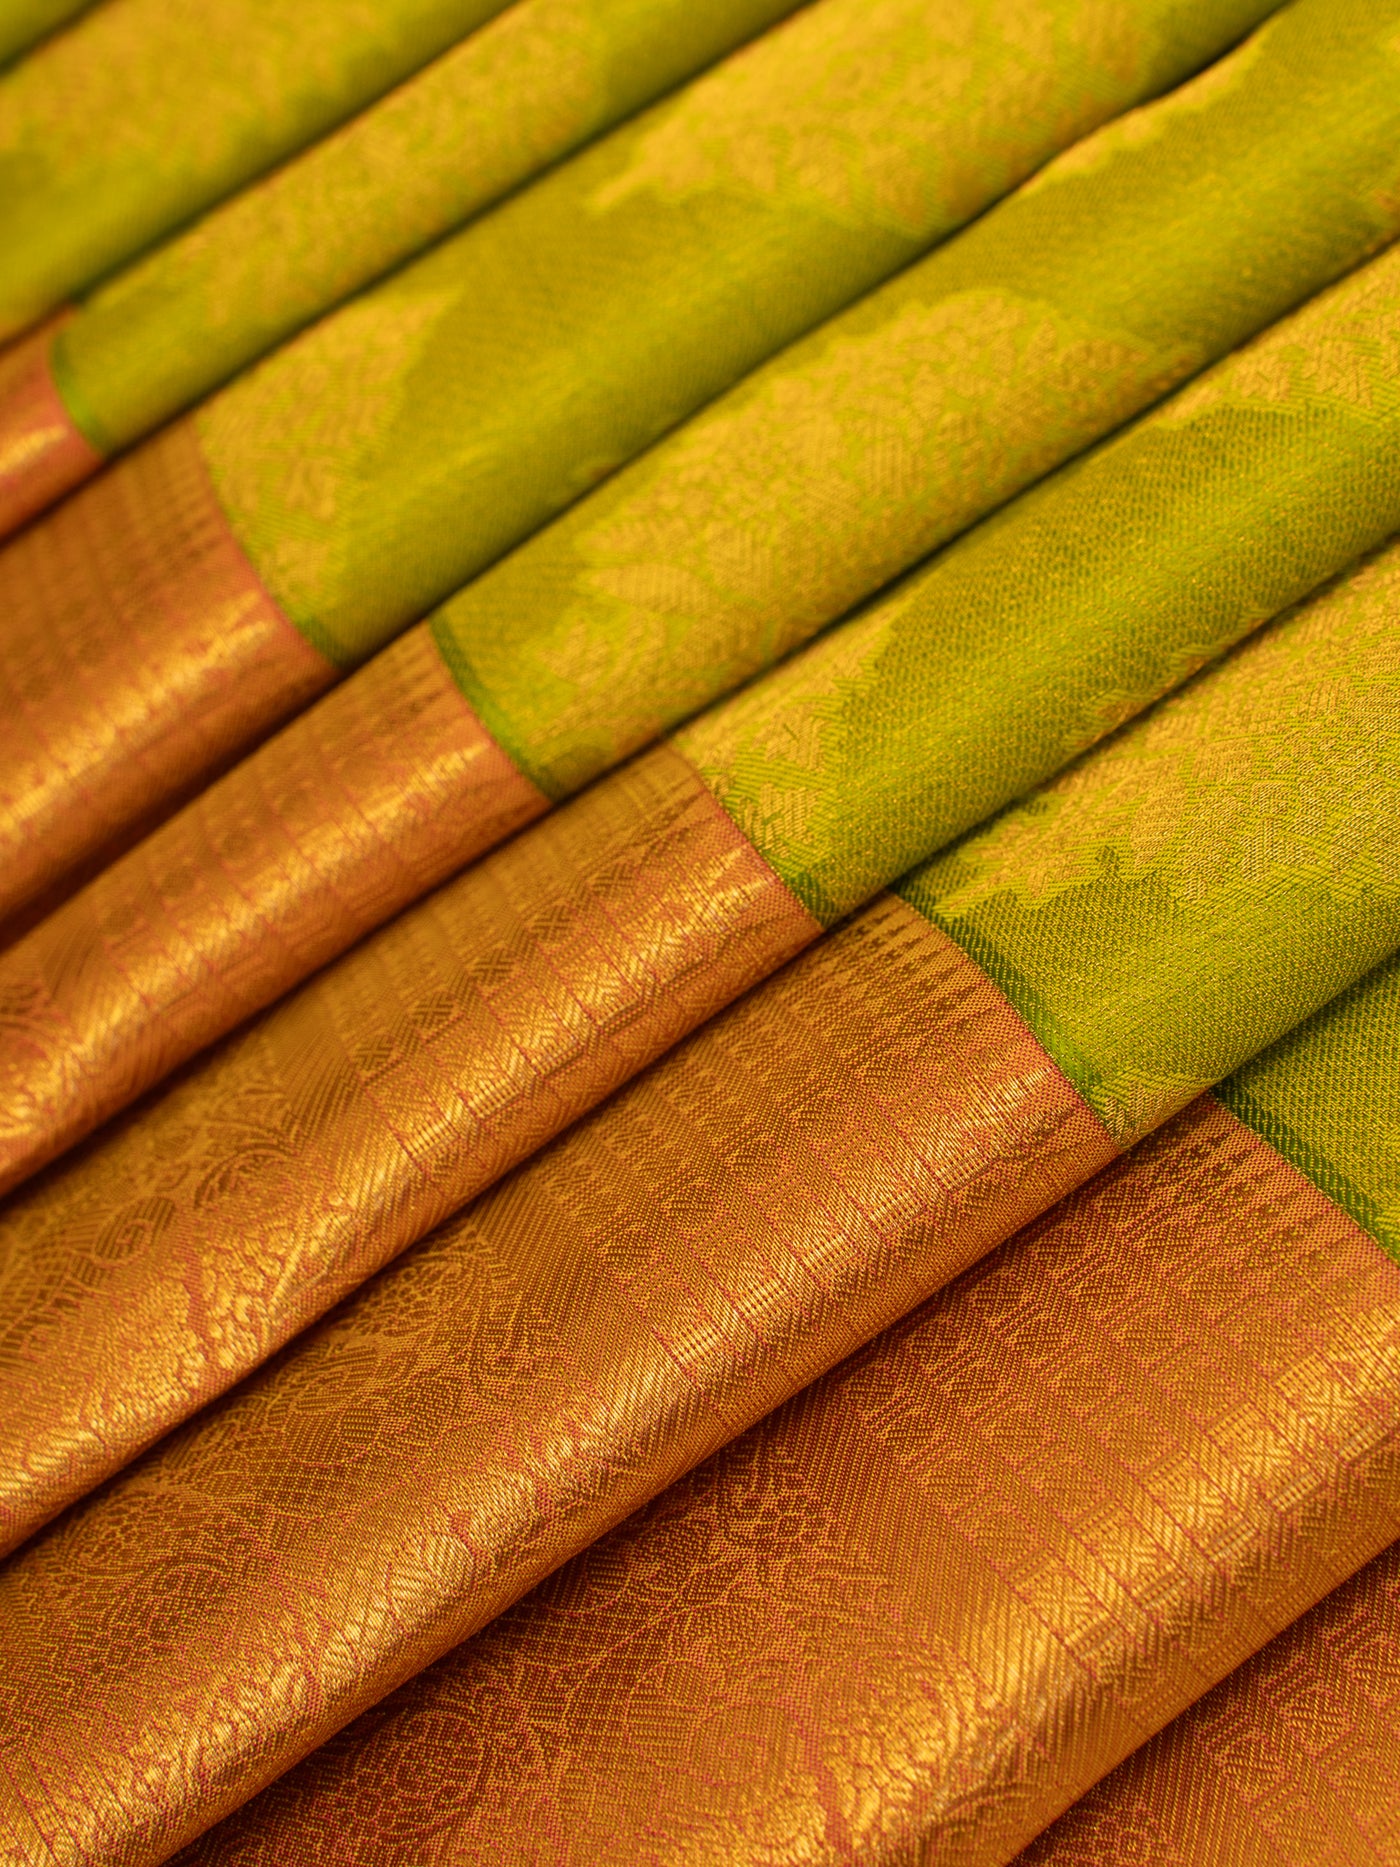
[0,896,1113,1860]
[0,317,101,538]
[0,744,817,1555]
[0,420,334,932]
[0,626,547,1198]
[1021,1532,1400,1864]
[172,1101,1400,1866]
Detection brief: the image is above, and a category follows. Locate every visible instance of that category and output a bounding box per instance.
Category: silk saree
[0,1,1398,1862]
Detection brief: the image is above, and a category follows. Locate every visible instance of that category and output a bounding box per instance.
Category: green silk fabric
[192,0,1281,668]
[1219,950,1400,1260]
[897,542,1400,1144]
[0,0,513,339]
[50,0,804,455]
[431,0,1400,802]
[0,0,91,67]
[678,234,1400,931]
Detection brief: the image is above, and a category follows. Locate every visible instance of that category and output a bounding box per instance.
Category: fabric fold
[0,902,1110,1863]
[0,742,823,1554]
[0,312,102,533]
[0,423,338,948]
[3,251,1400,1548]
[0,0,1284,927]
[6,5,1396,1858]
[0,557,1394,1857]
[0,0,92,68]
[0,0,516,340]
[5,204,1400,1194]
[0,0,805,536]
[1023,1540,1400,1862]
[1019,957,1400,1862]
[166,950,1400,1867]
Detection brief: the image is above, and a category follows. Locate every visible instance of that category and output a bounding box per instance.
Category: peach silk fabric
[0,626,546,1195]
[1022,1532,1400,1865]
[0,425,331,936]
[0,898,1117,1862]
[165,1096,1400,1866]
[0,746,819,1554]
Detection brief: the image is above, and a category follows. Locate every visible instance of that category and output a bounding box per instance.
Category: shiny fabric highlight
[0,0,1249,927]
[6,2,1397,1213]
[0,318,100,536]
[0,896,1115,1863]
[0,743,816,1553]
[1022,1535,1400,1864]
[172,1098,1400,1866]
[3,4,1400,1855]
[0,626,546,1197]
[0,420,333,934]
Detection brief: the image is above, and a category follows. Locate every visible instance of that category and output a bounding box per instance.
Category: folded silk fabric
[0,0,518,340]
[0,0,804,535]
[1025,1539,1400,1862]
[4,0,1399,1197]
[4,235,1400,1556]
[162,952,1400,1867]
[0,542,1395,1860]
[0,0,1282,931]
[0,0,91,66]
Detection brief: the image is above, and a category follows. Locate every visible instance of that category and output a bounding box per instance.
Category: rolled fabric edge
[0,625,548,1199]
[0,419,336,934]
[0,894,1116,1860]
[0,742,820,1558]
[0,317,102,538]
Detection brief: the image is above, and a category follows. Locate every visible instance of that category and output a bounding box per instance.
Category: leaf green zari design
[680,239,1400,937]
[0,0,513,338]
[49,0,806,456]
[197,0,1280,668]
[431,0,1400,800]
[899,541,1400,1145]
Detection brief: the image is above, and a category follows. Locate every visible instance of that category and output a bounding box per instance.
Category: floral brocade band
[170,1088,1400,1867]
[3,7,1400,1866]
[1024,1531,1400,1863]
[1,475,1397,1551]
[4,919,1399,1861]
[0,626,546,1197]
[0,744,821,1556]
[4,43,1400,1193]
[0,893,1118,1862]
